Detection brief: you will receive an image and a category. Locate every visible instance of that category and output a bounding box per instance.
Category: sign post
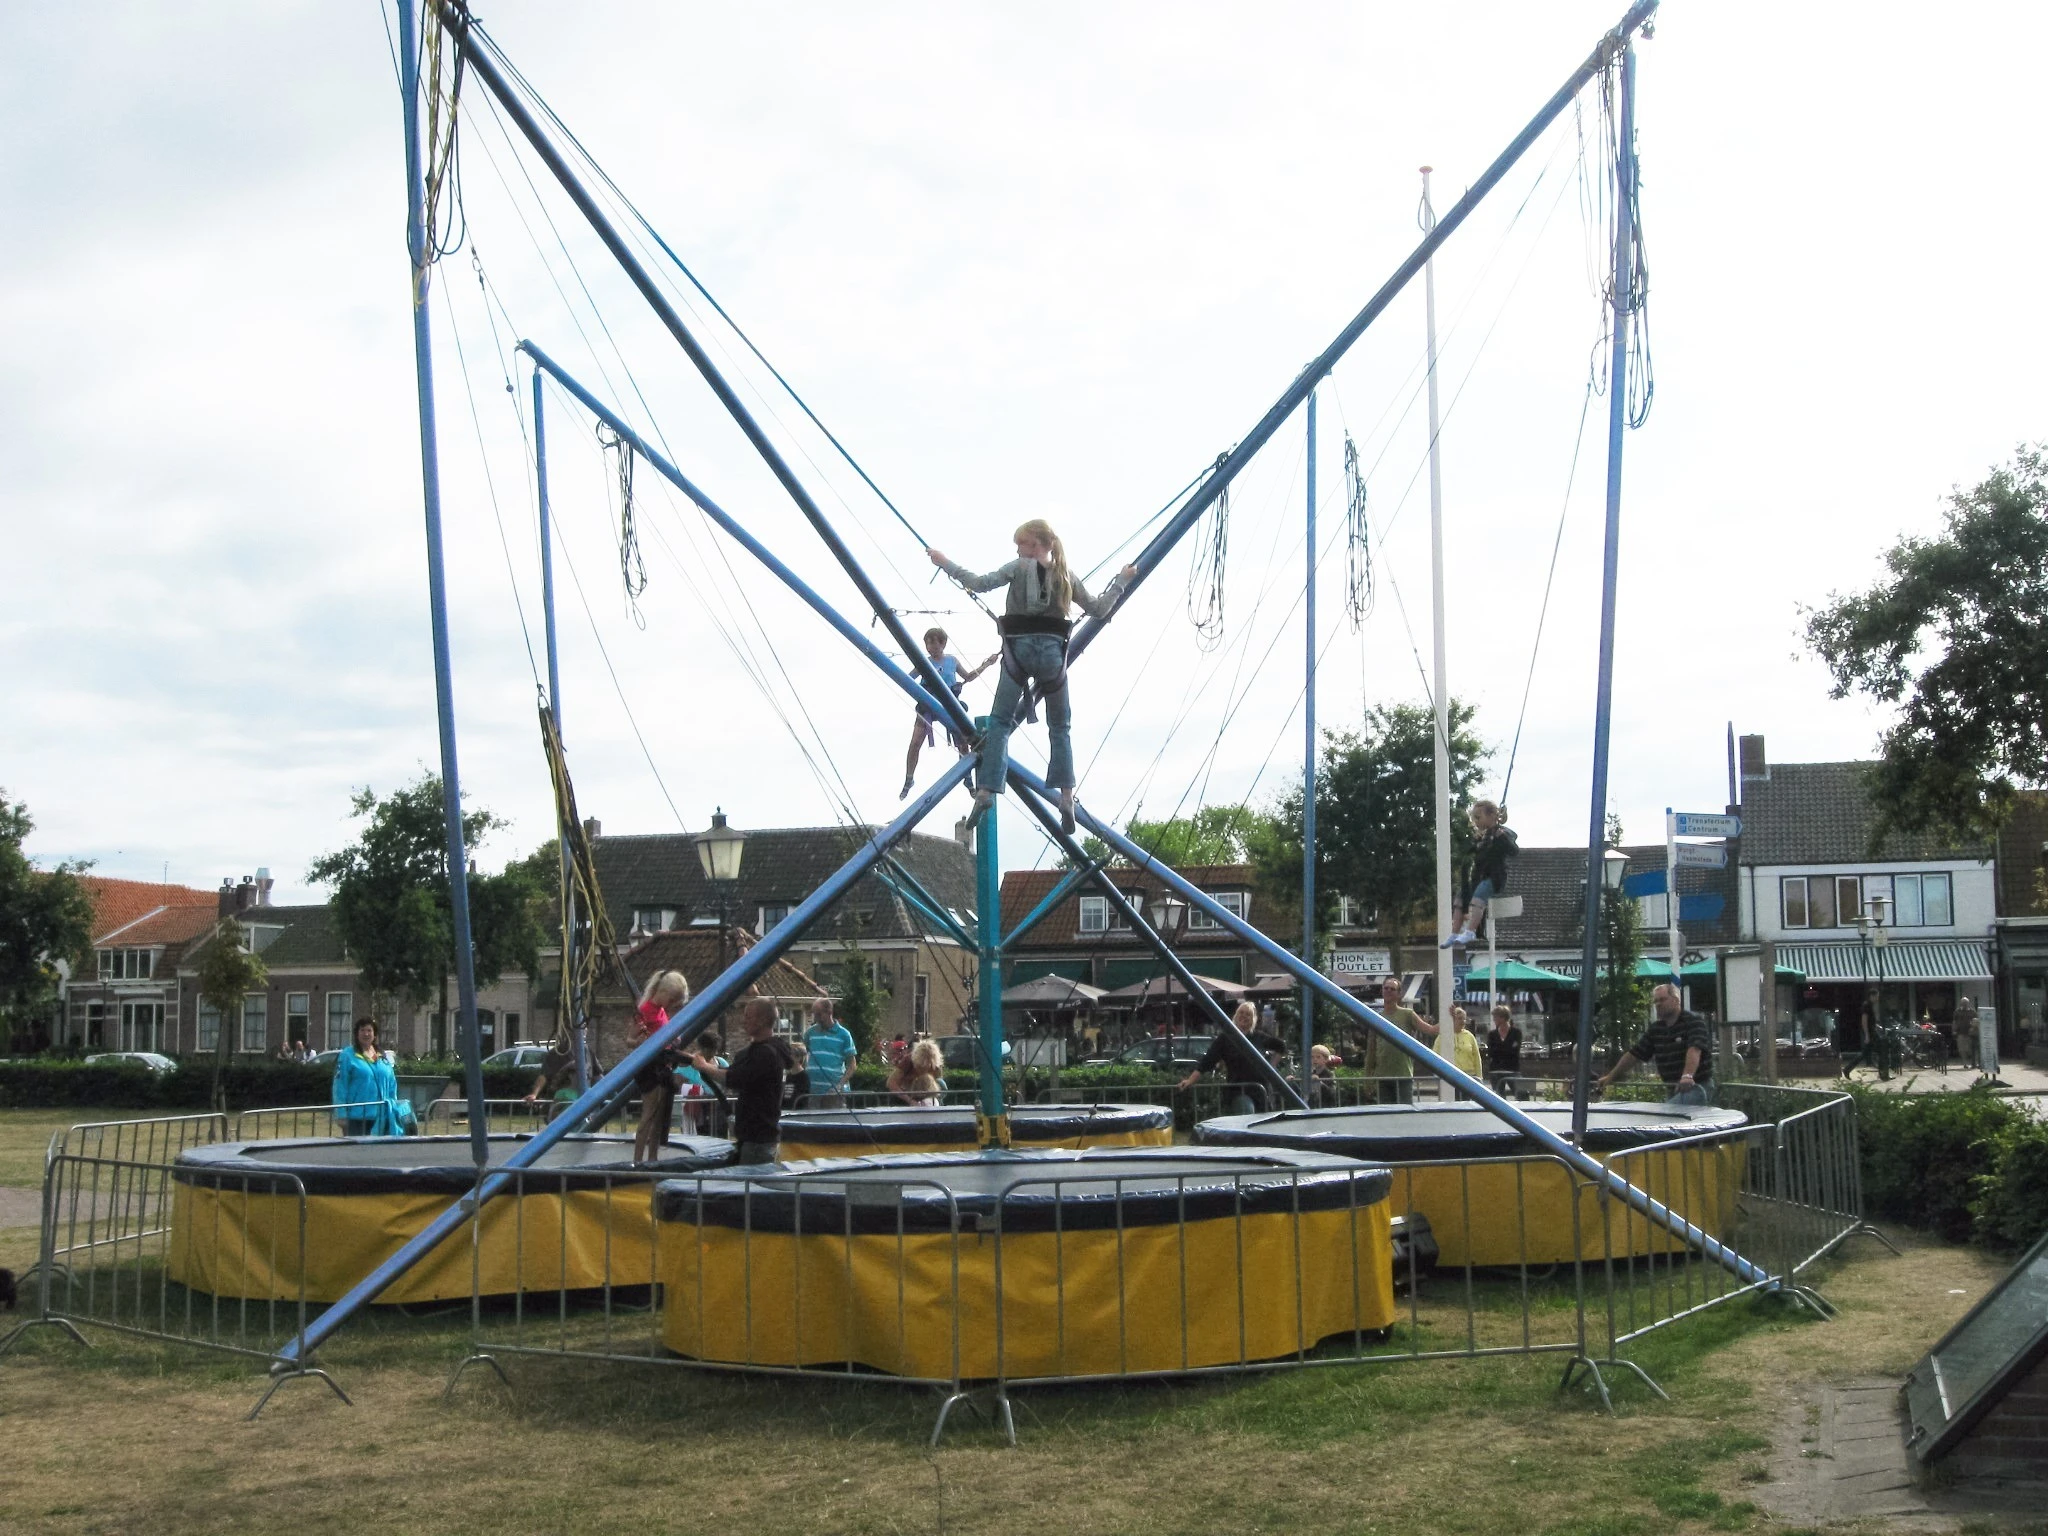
[1485,894,1525,1016]
[1667,811,1742,997]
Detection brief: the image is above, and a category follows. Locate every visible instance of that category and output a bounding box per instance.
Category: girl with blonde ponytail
[927,522,1136,833]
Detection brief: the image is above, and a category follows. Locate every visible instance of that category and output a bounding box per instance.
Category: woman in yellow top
[1435,1005,1484,1100]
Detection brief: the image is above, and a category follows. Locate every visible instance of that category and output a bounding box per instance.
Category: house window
[325,992,353,1050]
[1638,892,1670,930]
[86,1001,106,1048]
[96,948,155,981]
[631,907,678,935]
[914,974,930,1035]
[285,993,311,1045]
[758,903,793,933]
[1335,896,1377,929]
[1890,872,1952,927]
[1781,877,1808,929]
[1187,891,1248,931]
[240,994,267,1053]
[1835,876,1863,925]
[198,1003,221,1053]
[1077,896,1109,935]
[120,1001,163,1052]
[504,1011,520,1040]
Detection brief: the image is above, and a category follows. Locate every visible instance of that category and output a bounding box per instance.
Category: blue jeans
[982,634,1072,792]
[1666,1081,1713,1106]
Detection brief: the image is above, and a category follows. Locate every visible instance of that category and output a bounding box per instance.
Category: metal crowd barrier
[235,1102,391,1142]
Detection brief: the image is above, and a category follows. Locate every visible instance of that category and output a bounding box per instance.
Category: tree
[1805,446,2048,840]
[195,917,268,1110]
[307,776,547,1052]
[1081,805,1272,869]
[1581,815,1650,1059]
[0,792,94,1052]
[829,939,882,1059]
[1256,702,1490,972]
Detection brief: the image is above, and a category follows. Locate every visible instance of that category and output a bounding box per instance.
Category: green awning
[1461,959,1573,986]
[1006,959,1089,986]
[1677,957,1807,982]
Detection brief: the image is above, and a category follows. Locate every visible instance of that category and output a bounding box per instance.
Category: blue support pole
[1066,793,1771,1288]
[1302,390,1318,1088]
[1572,38,1637,1142]
[974,730,1007,1142]
[518,343,956,726]
[532,365,586,1093]
[1064,0,1659,672]
[397,0,489,1166]
[430,4,973,740]
[277,754,977,1363]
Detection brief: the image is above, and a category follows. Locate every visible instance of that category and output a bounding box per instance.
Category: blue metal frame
[1302,390,1318,1080]
[874,857,975,951]
[999,858,1104,950]
[276,753,976,1363]
[1064,0,1659,671]
[1572,37,1637,1140]
[1069,792,1770,1288]
[973,754,1006,1129]
[398,0,489,1164]
[436,4,974,740]
[520,345,956,726]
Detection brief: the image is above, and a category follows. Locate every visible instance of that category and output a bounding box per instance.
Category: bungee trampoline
[170,1134,733,1305]
[775,1102,1172,1162]
[1193,1102,1750,1268]
[653,1145,1398,1381]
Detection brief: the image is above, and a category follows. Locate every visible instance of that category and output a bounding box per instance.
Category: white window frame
[1781,876,1809,929]
[285,992,311,1043]
[1835,875,1863,925]
[1637,892,1670,930]
[240,994,267,1054]
[758,902,793,934]
[1920,871,1953,926]
[198,1002,221,1053]
[1186,891,1248,931]
[1077,896,1109,935]
[326,991,354,1050]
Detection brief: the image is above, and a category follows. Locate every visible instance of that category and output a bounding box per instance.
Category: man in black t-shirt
[1177,1020,1285,1115]
[690,998,795,1164]
[1594,984,1714,1105]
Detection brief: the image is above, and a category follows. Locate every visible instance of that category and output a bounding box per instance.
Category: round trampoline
[1194,1102,1750,1268]
[170,1133,733,1305]
[775,1102,1172,1162]
[653,1145,1398,1381]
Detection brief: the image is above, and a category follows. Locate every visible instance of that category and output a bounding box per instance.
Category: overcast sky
[5,1,2045,904]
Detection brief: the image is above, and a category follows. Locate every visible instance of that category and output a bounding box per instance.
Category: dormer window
[96,948,155,981]
[631,907,679,936]
[1185,891,1248,931]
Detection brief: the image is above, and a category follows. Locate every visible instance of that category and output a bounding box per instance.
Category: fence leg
[928,1385,1018,1449]
[0,1316,93,1358]
[1559,1352,1667,1412]
[445,1351,514,1401]
[247,1359,353,1421]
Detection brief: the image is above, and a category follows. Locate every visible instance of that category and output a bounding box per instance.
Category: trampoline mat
[174,1133,734,1194]
[780,1103,1172,1146]
[1195,1102,1747,1163]
[656,1146,1393,1233]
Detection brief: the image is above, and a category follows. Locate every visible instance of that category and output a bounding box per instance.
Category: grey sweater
[939,556,1125,621]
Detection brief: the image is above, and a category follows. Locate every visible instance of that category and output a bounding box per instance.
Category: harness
[997,614,1072,723]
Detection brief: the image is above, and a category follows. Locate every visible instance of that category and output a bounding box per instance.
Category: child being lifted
[900,627,998,800]
[927,520,1135,834]
[1442,798,1519,948]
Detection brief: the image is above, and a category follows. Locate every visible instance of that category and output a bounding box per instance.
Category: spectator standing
[1955,994,1981,1069]
[1593,983,1715,1105]
[332,1019,415,1137]
[690,998,795,1165]
[905,1039,945,1106]
[803,998,858,1109]
[1176,1001,1284,1115]
[1362,977,1437,1105]
[1434,1005,1484,1100]
[629,971,691,1165]
[1482,1005,1523,1096]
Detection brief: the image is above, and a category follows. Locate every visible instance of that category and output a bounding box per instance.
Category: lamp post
[1573,846,1630,1133]
[694,809,747,988]
[1870,892,1891,1073]
[1144,892,1186,1033]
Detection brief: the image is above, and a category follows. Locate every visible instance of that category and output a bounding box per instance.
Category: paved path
[1759,1378,2046,1529]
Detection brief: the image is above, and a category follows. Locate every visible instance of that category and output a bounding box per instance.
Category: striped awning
[1775,939,1993,983]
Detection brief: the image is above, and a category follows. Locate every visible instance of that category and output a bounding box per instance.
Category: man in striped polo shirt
[1593,983,1714,1105]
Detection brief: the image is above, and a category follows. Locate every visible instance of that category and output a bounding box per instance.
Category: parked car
[481,1045,554,1074]
[1091,1036,1215,1073]
[82,1051,177,1075]
[937,1034,1013,1072]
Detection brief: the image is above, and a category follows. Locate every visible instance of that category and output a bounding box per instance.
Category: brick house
[60,877,219,1053]
[574,824,978,1042]
[582,925,828,1068]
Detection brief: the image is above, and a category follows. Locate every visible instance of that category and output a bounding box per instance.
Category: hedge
[1848,1082,2048,1251]
[0,1057,533,1112]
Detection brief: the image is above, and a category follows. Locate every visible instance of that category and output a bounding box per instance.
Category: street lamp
[1147,892,1186,934]
[695,809,747,979]
[1601,847,1631,890]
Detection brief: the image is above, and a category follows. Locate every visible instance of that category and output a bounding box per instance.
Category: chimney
[1726,723,1738,810]
[1738,734,1769,786]
[583,817,602,842]
[234,876,257,913]
[218,878,235,919]
[255,867,273,907]
[953,817,974,850]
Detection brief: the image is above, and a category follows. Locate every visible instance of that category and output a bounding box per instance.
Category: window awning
[1775,939,1993,983]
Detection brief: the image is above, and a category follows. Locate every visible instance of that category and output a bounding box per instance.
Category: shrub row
[0,1058,532,1111]
[1849,1082,2048,1251]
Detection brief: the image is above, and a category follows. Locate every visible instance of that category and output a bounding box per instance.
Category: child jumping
[1443,799,1519,947]
[926,520,1135,834]
[630,969,691,1164]
[901,627,998,799]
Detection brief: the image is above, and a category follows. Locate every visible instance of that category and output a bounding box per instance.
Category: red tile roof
[99,904,221,948]
[81,876,217,944]
[598,925,829,1005]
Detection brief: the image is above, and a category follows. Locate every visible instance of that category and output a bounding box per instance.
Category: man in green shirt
[1361,976,1438,1105]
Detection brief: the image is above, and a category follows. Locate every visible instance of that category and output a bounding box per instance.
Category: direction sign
[1674,843,1728,869]
[1673,811,1741,838]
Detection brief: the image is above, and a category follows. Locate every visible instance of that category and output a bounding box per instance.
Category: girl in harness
[1442,799,1519,948]
[927,520,1135,833]
[900,627,999,800]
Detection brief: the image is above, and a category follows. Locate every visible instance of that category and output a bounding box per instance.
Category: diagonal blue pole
[1572,38,1637,1142]
[1064,0,1659,671]
[430,1,974,740]
[1067,792,1771,1288]
[397,0,489,1166]
[1302,390,1318,1087]
[276,754,976,1363]
[974,748,1006,1139]
[521,344,956,726]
